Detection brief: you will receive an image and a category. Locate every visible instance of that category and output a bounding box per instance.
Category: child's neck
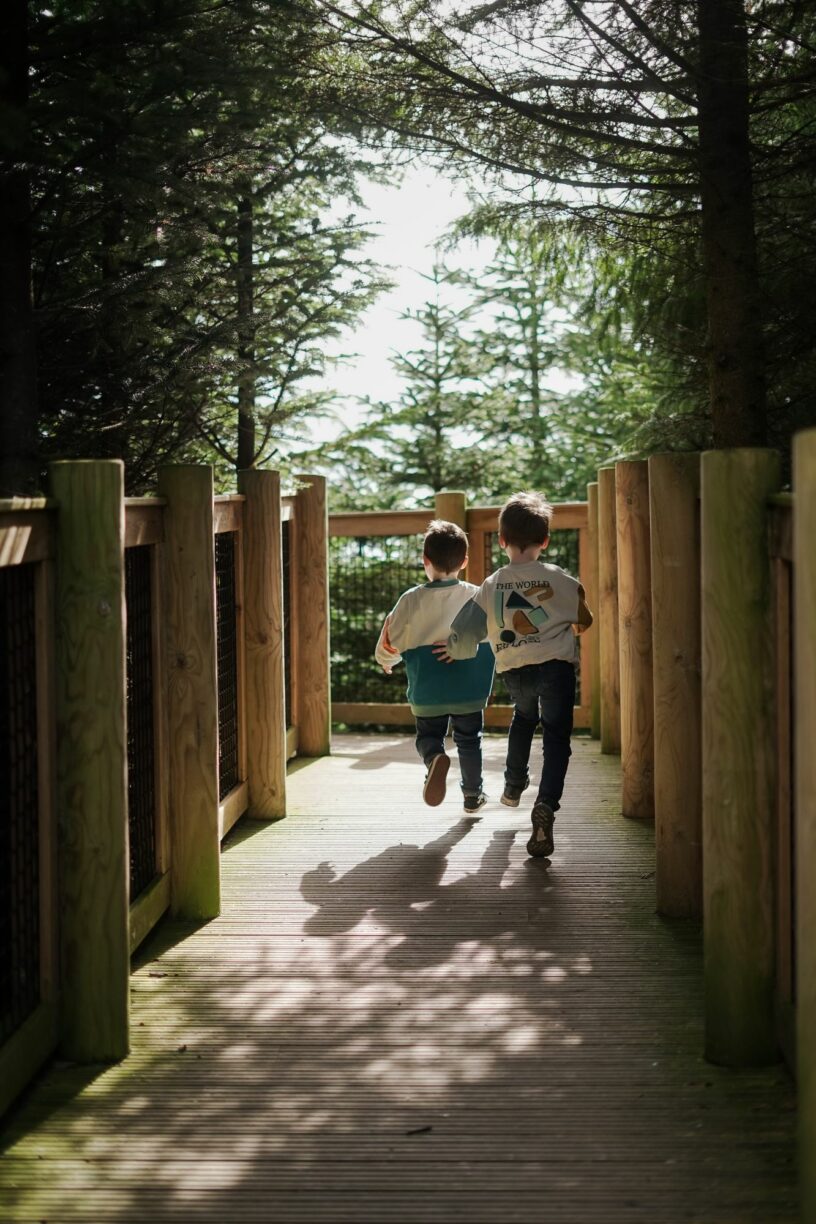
[505,544,544,564]
[425,566,460,583]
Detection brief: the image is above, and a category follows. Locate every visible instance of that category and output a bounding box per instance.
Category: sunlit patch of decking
[0,734,798,1223]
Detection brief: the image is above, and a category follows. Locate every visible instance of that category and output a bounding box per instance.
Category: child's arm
[374,613,402,674]
[573,583,594,634]
[433,596,489,662]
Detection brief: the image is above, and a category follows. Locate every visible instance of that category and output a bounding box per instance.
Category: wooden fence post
[586,482,600,739]
[158,466,220,920]
[238,469,287,818]
[597,467,621,754]
[616,460,654,819]
[794,428,816,1213]
[649,453,702,918]
[435,491,467,531]
[701,448,780,1066]
[295,474,331,757]
[50,460,129,1061]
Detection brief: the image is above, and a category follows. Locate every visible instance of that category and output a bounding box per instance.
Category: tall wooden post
[51,460,129,1061]
[238,469,287,818]
[295,474,331,757]
[649,454,702,918]
[158,466,220,919]
[616,460,654,820]
[597,467,621,754]
[434,490,467,531]
[794,428,816,1214]
[701,448,779,1066]
[586,482,600,739]
[435,491,468,578]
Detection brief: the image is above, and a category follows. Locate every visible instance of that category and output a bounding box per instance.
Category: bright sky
[320,164,490,433]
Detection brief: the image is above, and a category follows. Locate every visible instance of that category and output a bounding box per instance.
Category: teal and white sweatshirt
[375,579,495,716]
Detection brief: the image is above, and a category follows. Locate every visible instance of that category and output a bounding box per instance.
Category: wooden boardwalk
[0,735,798,1223]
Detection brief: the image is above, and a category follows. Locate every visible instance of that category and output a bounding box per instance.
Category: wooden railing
[0,462,330,1114]
[585,436,816,1221]
[328,494,596,731]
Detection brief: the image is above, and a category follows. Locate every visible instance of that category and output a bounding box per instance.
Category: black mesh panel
[215,532,240,799]
[0,565,41,1043]
[125,546,157,900]
[329,535,424,704]
[282,520,292,728]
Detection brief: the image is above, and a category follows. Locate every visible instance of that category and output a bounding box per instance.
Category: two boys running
[375,492,593,858]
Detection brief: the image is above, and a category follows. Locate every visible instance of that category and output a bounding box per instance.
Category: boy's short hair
[498,492,553,549]
[423,519,468,573]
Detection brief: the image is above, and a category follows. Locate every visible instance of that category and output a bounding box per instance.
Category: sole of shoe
[423,754,450,806]
[500,794,520,808]
[527,807,555,857]
[463,795,486,814]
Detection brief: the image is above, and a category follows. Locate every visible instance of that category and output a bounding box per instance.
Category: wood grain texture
[158,466,220,921]
[50,460,129,1061]
[294,475,331,757]
[329,509,433,538]
[794,428,816,1221]
[648,454,702,919]
[123,503,164,548]
[433,491,467,531]
[0,508,55,566]
[467,503,588,533]
[585,483,600,740]
[701,448,780,1067]
[238,470,287,818]
[0,735,797,1222]
[597,468,621,754]
[615,461,654,819]
[434,492,468,580]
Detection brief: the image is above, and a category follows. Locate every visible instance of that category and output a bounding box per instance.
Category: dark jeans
[415,710,484,795]
[503,659,576,810]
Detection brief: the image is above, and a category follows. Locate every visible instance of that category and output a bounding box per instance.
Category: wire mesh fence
[215,531,240,799]
[329,535,425,705]
[0,564,41,1044]
[282,520,293,727]
[125,546,157,900]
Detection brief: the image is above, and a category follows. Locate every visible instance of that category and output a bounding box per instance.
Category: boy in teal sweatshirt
[375,520,495,812]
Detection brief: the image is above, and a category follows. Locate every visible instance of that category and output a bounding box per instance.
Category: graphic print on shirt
[495,580,554,646]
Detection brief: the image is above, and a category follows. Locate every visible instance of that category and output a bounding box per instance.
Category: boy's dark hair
[423,519,468,573]
[498,492,553,549]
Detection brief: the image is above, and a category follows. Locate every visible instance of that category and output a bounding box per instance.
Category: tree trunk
[696,0,766,447]
[236,193,256,470]
[0,0,39,495]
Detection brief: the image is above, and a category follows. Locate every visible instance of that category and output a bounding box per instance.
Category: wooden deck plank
[0,735,797,1223]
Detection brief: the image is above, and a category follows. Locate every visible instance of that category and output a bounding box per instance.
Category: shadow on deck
[0,735,798,1223]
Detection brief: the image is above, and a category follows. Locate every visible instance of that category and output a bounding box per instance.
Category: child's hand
[381,664,393,674]
[432,641,454,664]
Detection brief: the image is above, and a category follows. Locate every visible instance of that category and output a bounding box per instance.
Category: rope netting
[215,531,240,799]
[0,565,40,1043]
[125,546,157,900]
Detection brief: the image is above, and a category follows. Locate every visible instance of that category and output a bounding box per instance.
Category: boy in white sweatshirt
[437,493,593,858]
[375,520,495,812]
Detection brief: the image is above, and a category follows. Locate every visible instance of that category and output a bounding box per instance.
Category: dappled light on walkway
[0,736,797,1223]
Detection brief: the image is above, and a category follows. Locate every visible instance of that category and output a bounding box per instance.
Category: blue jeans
[415,710,484,796]
[503,660,576,810]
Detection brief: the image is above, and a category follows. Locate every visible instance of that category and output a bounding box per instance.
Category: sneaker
[423,753,450,806]
[501,776,530,808]
[526,801,555,858]
[463,791,487,814]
